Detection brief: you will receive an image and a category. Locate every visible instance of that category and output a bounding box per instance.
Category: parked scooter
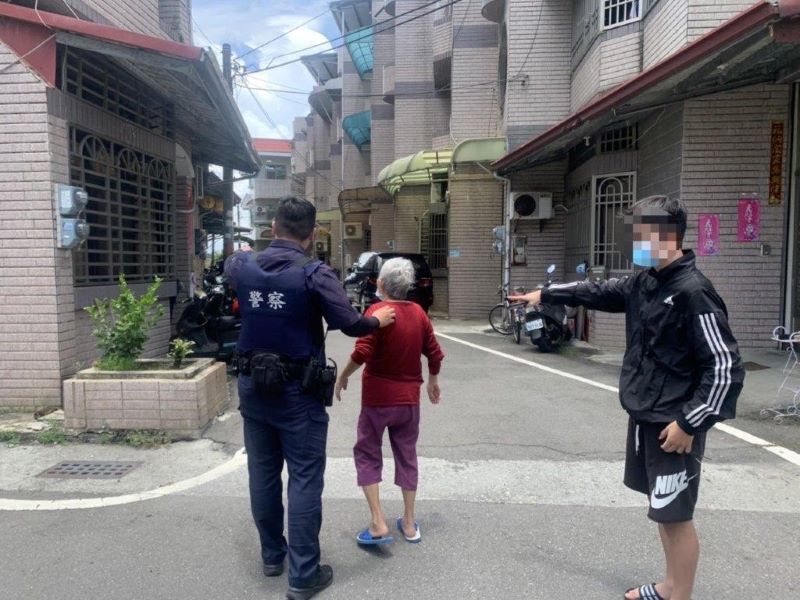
[523,264,572,352]
[174,265,241,364]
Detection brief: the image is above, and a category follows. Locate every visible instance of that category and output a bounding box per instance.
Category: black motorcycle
[175,266,241,363]
[524,264,572,353]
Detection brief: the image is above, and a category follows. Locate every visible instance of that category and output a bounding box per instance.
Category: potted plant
[63,276,228,437]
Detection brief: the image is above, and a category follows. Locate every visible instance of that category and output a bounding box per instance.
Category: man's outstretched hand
[372,306,396,328]
[508,289,542,307]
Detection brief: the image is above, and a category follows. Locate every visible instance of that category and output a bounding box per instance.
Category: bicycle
[489,284,528,342]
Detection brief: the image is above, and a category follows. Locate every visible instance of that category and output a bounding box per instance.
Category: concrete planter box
[63,359,228,438]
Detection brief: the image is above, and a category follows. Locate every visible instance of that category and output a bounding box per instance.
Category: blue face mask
[633,241,661,268]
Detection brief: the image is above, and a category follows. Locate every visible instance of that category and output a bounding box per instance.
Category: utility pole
[222,43,234,258]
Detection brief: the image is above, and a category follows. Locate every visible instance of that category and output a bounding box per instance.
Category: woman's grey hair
[378,257,415,300]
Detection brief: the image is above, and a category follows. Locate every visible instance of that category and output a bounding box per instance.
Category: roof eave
[493,0,783,172]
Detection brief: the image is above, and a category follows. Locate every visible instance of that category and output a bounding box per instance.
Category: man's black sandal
[625,583,666,600]
[286,565,333,600]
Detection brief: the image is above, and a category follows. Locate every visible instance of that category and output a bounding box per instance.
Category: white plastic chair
[761,327,800,422]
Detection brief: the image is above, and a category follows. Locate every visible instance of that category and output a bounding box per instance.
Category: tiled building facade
[294,0,800,354]
[0,1,257,408]
[495,0,800,352]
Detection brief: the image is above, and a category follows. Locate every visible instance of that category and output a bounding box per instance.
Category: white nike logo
[650,471,697,510]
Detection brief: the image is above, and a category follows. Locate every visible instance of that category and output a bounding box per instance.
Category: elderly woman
[335,257,444,546]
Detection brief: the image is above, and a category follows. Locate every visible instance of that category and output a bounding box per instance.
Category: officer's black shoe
[286,565,333,600]
[263,562,285,577]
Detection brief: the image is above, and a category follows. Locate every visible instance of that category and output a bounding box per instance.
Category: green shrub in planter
[85,275,165,371]
[168,338,196,369]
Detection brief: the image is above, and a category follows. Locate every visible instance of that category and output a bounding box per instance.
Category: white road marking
[4,333,797,511]
[178,457,800,514]
[0,448,247,512]
[436,332,800,469]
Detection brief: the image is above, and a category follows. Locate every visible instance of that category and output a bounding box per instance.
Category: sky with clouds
[193,0,338,141]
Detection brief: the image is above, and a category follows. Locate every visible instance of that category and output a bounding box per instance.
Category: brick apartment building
[242,138,294,252]
[0,0,258,408]
[295,0,800,354]
[491,0,800,352]
[297,0,513,316]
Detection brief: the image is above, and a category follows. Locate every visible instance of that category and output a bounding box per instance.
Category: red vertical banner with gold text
[769,121,784,206]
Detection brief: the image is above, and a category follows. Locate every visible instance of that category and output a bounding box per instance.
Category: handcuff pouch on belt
[300,358,338,407]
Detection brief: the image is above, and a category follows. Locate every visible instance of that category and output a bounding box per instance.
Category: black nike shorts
[624,418,707,523]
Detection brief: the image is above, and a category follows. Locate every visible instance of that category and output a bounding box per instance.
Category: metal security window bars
[603,0,640,30]
[600,125,638,153]
[420,211,448,271]
[62,48,175,139]
[591,173,636,272]
[70,128,176,286]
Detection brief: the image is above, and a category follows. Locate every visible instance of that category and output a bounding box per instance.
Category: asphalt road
[2,326,799,599]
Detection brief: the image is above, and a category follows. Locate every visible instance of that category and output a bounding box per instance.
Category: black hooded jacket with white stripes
[542,250,744,435]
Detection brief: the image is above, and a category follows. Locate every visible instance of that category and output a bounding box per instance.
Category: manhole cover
[37,461,142,480]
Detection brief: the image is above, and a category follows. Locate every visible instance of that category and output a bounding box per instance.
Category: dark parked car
[344,252,434,313]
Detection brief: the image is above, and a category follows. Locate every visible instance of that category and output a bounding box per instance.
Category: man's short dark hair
[274,196,316,241]
[626,195,688,246]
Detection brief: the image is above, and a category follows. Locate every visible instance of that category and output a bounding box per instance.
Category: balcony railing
[382,63,395,102]
[253,178,291,201]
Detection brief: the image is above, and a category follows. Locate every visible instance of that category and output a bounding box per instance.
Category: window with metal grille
[263,164,288,180]
[603,0,640,30]
[420,211,448,271]
[592,173,636,272]
[70,128,176,286]
[565,183,592,269]
[600,124,638,153]
[62,48,175,139]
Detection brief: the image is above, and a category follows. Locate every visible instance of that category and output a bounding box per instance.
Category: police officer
[225,197,396,600]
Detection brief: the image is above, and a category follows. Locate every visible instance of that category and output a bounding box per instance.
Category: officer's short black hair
[274,196,316,241]
[625,195,688,246]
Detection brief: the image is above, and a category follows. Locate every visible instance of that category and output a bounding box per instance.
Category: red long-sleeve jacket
[351,301,444,407]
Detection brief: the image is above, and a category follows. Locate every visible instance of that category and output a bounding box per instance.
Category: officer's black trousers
[240,376,329,588]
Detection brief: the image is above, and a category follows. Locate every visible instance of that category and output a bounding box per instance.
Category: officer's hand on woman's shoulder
[373,305,396,328]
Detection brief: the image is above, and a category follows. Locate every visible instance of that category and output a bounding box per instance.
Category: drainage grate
[38,461,142,480]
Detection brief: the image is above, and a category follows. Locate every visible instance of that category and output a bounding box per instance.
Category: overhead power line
[245,0,464,75]
[236,8,332,59]
[237,74,523,100]
[245,86,344,193]
[247,0,442,69]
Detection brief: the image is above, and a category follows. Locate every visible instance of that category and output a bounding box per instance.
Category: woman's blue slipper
[396,518,422,543]
[356,528,393,545]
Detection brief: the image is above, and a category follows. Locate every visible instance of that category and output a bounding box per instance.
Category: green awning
[378,149,453,196]
[345,26,374,79]
[338,186,392,216]
[452,137,508,164]
[342,110,371,149]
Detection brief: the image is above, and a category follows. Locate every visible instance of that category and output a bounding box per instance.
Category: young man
[510,196,744,600]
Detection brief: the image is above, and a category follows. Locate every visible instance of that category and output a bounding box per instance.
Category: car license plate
[526,319,544,332]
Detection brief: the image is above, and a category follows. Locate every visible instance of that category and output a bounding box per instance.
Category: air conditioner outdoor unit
[511,191,553,220]
[343,222,363,240]
[315,239,329,254]
[254,205,268,223]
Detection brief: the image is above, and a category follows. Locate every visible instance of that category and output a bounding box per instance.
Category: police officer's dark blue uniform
[225,197,394,600]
